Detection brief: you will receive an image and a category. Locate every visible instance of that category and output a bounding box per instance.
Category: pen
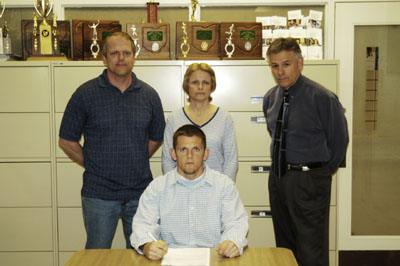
[147,231,158,242]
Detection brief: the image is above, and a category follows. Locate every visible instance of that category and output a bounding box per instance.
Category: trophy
[88,20,100,58]
[224,24,235,58]
[72,19,121,60]
[32,0,60,56]
[190,0,198,22]
[147,0,159,24]
[129,24,141,58]
[0,0,11,55]
[180,22,190,57]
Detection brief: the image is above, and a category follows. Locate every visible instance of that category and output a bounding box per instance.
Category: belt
[287,162,327,172]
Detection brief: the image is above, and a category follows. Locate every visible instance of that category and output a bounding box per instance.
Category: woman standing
[162,62,238,181]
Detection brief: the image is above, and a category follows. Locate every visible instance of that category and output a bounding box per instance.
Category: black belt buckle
[287,164,310,172]
[287,162,327,171]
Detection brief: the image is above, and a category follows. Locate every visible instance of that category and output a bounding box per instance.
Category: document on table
[161,248,210,266]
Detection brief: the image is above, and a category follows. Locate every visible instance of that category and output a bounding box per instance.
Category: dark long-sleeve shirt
[263,75,349,174]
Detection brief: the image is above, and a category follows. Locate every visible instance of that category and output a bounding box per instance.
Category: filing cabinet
[202,60,339,266]
[0,60,338,266]
[0,63,54,266]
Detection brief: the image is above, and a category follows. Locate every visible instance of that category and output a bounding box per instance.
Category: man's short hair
[173,124,206,149]
[266,37,302,61]
[101,32,136,56]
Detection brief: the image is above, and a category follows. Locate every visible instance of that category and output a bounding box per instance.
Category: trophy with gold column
[31,0,61,57]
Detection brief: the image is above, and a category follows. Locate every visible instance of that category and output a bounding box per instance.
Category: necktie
[272,91,290,178]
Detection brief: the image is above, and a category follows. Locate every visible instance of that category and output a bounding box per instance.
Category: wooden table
[65,247,298,266]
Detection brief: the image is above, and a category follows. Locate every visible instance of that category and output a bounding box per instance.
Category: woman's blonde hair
[182,62,216,102]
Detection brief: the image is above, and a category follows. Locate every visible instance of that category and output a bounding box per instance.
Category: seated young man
[130,124,248,260]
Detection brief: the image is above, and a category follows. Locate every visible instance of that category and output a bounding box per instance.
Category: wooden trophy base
[27,54,68,61]
[72,19,121,61]
[176,21,220,60]
[126,23,170,60]
[220,22,263,60]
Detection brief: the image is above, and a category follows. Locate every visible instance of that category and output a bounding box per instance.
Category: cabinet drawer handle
[250,96,264,104]
[250,116,266,124]
[251,210,272,218]
[251,165,270,173]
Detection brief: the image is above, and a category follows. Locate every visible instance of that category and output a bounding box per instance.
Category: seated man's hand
[216,240,240,258]
[142,240,168,261]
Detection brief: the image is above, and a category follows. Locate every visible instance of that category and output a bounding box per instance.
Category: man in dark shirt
[59,32,165,249]
[263,38,348,266]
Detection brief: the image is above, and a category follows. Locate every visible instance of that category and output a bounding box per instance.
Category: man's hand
[216,240,240,258]
[142,240,168,261]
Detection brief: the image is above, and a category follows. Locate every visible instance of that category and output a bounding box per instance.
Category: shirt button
[190,207,194,211]
[190,223,194,227]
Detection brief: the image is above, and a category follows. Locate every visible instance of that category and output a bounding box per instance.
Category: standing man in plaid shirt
[59,32,165,249]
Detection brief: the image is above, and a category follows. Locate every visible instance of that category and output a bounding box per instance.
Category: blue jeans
[82,196,139,249]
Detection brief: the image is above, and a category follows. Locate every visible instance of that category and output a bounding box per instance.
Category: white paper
[161,248,210,266]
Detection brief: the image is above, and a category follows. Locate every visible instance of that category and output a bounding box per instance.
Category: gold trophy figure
[190,0,198,22]
[180,22,190,57]
[33,0,55,55]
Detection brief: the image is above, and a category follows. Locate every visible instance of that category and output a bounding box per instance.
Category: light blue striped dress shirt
[130,166,248,254]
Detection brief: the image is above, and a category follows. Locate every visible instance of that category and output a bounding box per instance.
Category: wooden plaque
[72,19,121,61]
[176,21,220,60]
[21,20,71,61]
[220,22,263,60]
[126,23,170,60]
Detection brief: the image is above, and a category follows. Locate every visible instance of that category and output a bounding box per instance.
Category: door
[335,1,400,250]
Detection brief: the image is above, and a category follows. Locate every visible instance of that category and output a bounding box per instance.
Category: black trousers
[268,165,332,266]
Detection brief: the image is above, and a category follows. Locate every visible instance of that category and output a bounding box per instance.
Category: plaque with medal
[175,21,220,60]
[126,0,169,60]
[126,23,170,60]
[220,22,263,60]
[72,19,121,61]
